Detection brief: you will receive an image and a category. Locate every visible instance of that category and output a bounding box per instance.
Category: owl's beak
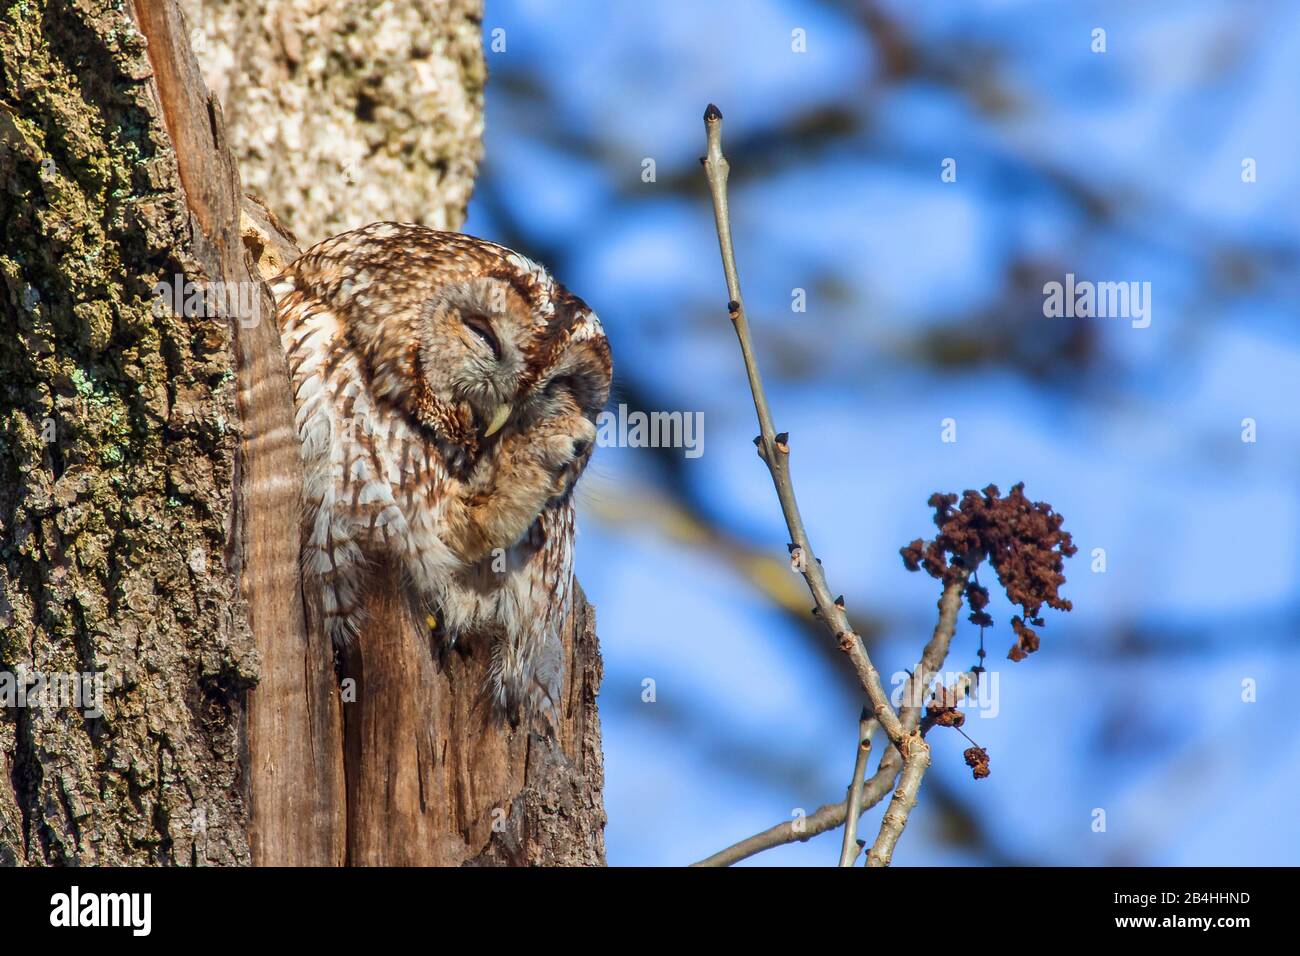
[483,403,512,437]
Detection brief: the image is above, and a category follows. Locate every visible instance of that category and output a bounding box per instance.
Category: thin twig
[865,657,983,868]
[838,710,875,866]
[692,746,904,867]
[899,573,971,734]
[859,570,972,866]
[865,734,930,867]
[864,572,972,866]
[692,666,984,867]
[694,660,982,871]
[700,103,904,746]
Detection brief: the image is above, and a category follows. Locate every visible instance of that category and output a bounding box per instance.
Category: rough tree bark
[181,0,486,245]
[0,0,604,867]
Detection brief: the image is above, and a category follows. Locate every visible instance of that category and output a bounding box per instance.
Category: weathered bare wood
[466,583,605,866]
[342,566,605,866]
[238,196,345,866]
[133,0,346,867]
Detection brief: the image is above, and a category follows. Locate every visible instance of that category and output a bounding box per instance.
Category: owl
[269,222,611,721]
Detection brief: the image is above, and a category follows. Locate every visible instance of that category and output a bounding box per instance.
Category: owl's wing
[488,498,576,724]
[273,275,415,646]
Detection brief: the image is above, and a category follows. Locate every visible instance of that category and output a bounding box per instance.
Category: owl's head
[316,229,605,487]
[408,252,611,483]
[416,268,608,447]
[303,224,611,483]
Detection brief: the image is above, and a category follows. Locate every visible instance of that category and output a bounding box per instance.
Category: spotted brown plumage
[271,223,611,719]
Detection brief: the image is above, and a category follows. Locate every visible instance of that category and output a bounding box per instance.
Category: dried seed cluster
[926,682,968,728]
[900,483,1076,662]
[964,746,991,780]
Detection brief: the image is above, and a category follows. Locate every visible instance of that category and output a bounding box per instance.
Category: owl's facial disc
[416,283,531,444]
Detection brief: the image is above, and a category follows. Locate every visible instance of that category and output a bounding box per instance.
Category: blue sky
[465,0,1300,865]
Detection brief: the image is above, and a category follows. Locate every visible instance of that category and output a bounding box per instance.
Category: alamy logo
[596,403,704,459]
[0,668,104,718]
[152,273,261,328]
[1042,273,1151,328]
[49,886,151,936]
[890,669,1000,719]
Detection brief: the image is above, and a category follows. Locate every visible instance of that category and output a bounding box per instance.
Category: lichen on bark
[0,0,256,865]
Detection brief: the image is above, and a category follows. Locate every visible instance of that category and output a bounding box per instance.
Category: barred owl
[270,223,611,720]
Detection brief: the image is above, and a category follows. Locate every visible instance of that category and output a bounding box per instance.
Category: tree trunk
[0,0,604,867]
[180,0,487,246]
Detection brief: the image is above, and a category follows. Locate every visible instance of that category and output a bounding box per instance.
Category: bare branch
[696,651,984,871]
[866,734,931,867]
[692,746,904,867]
[864,572,973,866]
[865,658,986,868]
[838,711,875,866]
[700,103,904,746]
[693,661,986,868]
[900,574,970,734]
